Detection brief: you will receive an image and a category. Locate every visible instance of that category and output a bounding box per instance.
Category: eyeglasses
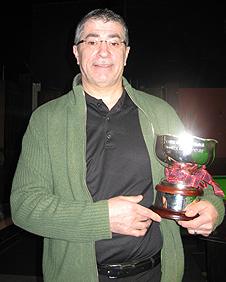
[76,38,127,49]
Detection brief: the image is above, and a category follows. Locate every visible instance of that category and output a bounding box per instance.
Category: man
[10,8,225,282]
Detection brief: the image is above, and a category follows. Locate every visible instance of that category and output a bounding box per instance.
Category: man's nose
[97,41,110,55]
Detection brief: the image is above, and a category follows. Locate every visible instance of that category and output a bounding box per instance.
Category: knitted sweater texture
[10,75,225,282]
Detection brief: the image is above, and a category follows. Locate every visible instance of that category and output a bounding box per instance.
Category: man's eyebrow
[84,33,122,39]
[108,34,121,39]
[84,33,99,39]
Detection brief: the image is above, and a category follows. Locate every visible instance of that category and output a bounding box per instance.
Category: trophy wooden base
[151,206,198,221]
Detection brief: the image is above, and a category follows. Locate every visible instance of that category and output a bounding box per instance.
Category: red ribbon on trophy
[165,162,225,197]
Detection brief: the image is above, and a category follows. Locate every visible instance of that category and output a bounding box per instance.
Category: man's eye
[110,42,120,47]
[87,40,97,45]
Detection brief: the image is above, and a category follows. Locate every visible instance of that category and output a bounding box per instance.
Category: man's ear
[73,45,80,65]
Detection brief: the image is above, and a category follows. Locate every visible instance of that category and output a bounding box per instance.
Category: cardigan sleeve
[10,110,112,243]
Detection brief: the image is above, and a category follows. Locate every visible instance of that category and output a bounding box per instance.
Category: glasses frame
[76,39,127,48]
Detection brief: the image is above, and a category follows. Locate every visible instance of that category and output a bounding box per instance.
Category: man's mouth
[94,63,113,68]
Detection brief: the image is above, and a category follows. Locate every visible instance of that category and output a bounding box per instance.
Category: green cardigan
[10,74,225,282]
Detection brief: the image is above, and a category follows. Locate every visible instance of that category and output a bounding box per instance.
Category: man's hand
[177,200,218,236]
[108,195,161,237]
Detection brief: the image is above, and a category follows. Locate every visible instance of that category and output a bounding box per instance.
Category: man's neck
[82,83,124,110]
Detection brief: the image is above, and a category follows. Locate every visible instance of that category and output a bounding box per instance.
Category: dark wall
[29,1,226,92]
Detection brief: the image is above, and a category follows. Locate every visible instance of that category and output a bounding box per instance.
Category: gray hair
[74,8,129,46]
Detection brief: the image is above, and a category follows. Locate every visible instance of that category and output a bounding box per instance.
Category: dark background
[1,0,226,203]
[2,0,226,90]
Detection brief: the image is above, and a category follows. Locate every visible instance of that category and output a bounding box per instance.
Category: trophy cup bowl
[151,134,218,221]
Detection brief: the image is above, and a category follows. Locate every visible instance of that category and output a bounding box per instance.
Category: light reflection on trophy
[151,133,218,221]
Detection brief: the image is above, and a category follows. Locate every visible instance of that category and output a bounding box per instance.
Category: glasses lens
[81,38,125,49]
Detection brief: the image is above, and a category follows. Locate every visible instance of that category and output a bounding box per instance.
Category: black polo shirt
[86,91,162,264]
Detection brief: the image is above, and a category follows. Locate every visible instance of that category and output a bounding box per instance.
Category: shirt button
[106,133,111,140]
[106,116,110,121]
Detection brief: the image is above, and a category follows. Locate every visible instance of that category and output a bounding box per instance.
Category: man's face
[73,19,130,88]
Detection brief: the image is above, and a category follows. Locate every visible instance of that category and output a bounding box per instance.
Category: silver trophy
[151,134,218,220]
